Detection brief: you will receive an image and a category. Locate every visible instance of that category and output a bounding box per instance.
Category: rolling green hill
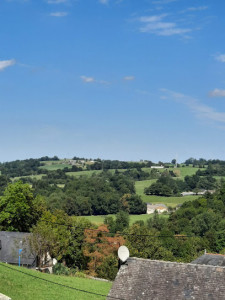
[135,177,200,207]
[0,263,111,300]
[77,213,168,226]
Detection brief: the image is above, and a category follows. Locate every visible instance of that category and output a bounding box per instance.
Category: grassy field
[0,263,111,300]
[141,166,202,180]
[141,195,200,207]
[39,162,72,171]
[135,179,157,195]
[178,166,203,178]
[66,170,103,177]
[135,180,200,207]
[66,169,127,178]
[77,214,168,226]
[11,174,45,181]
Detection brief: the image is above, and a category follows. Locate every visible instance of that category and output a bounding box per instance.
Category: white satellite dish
[118,246,130,263]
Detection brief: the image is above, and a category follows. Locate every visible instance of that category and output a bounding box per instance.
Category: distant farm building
[181,191,196,196]
[151,165,164,169]
[147,203,168,214]
[181,190,216,196]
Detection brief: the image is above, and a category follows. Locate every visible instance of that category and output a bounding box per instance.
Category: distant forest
[1,156,225,280]
[0,156,225,216]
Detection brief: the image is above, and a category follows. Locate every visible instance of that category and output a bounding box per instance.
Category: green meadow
[66,169,126,178]
[11,174,45,181]
[135,179,200,207]
[39,161,72,171]
[77,214,168,226]
[0,263,111,300]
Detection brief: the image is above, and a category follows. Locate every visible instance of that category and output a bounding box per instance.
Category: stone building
[108,257,225,299]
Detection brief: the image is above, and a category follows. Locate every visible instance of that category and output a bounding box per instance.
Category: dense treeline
[0,156,59,177]
[86,159,153,170]
[0,159,43,177]
[144,171,217,197]
[184,157,225,167]
[197,164,225,177]
[1,180,225,280]
[30,171,146,215]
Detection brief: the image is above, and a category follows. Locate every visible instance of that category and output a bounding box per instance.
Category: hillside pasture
[39,161,72,171]
[143,195,200,207]
[11,174,45,181]
[135,180,200,207]
[77,214,168,226]
[66,169,127,178]
[0,263,111,300]
[141,166,202,180]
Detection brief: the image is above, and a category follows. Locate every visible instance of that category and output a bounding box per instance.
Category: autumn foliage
[83,224,125,278]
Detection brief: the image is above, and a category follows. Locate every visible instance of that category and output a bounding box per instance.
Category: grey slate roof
[107,257,225,300]
[0,231,36,267]
[192,253,225,267]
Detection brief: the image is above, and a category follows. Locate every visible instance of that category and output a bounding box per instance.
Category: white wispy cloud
[209,89,225,97]
[152,0,178,4]
[123,76,135,81]
[161,88,225,125]
[47,0,68,3]
[49,11,68,17]
[215,54,225,63]
[0,59,16,71]
[80,75,110,85]
[186,6,208,12]
[80,76,95,83]
[138,14,191,36]
[99,0,109,4]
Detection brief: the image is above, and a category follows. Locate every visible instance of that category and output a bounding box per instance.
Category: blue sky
[1,0,225,162]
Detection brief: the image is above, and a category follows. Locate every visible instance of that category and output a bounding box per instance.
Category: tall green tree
[0,181,45,232]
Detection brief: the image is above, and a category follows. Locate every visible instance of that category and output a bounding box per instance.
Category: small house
[147,203,168,214]
[151,165,164,169]
[181,191,195,196]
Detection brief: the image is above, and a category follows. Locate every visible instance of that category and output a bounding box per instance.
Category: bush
[75,271,87,278]
[53,263,70,276]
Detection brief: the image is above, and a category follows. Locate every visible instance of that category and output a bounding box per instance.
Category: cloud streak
[123,76,135,81]
[0,59,16,71]
[80,76,95,83]
[209,89,225,97]
[49,11,68,17]
[80,75,110,85]
[152,0,178,4]
[99,0,109,4]
[180,6,209,13]
[47,0,68,3]
[138,14,191,36]
[161,88,225,125]
[215,54,225,63]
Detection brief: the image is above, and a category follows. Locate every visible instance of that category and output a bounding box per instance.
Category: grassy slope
[135,180,199,207]
[0,263,111,300]
[135,167,203,207]
[66,169,126,178]
[66,170,103,177]
[39,162,72,171]
[11,174,45,181]
[77,214,168,226]
[10,165,204,208]
[178,166,202,178]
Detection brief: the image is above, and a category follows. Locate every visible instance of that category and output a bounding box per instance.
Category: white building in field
[147,203,168,214]
[181,191,195,196]
[151,166,164,169]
